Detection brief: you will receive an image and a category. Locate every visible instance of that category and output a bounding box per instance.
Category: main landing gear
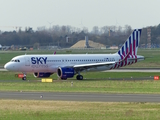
[76,75,83,80]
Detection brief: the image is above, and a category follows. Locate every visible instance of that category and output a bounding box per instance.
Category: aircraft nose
[4,62,12,70]
[4,63,9,70]
[4,62,18,71]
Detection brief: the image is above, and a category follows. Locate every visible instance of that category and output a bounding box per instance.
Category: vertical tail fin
[117,29,142,59]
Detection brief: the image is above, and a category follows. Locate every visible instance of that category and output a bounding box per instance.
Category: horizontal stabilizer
[128,56,144,60]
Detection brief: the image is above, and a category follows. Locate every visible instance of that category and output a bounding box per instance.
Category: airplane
[4,29,144,80]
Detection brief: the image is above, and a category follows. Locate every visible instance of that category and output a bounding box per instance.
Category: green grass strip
[0,100,160,120]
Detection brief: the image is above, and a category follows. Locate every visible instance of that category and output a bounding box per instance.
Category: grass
[0,100,160,120]
[1,80,160,93]
[0,71,159,80]
[0,71,160,93]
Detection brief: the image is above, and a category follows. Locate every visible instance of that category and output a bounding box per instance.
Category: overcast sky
[0,0,159,31]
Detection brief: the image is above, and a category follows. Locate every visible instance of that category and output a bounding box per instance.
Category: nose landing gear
[22,74,26,80]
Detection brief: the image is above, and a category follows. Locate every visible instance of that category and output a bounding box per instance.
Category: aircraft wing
[73,61,115,71]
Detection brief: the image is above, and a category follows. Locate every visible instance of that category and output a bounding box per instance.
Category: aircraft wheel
[22,77,26,80]
[76,75,83,80]
[79,75,83,80]
[76,75,79,80]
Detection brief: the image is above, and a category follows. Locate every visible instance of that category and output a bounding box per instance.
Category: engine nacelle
[33,72,53,78]
[57,67,75,79]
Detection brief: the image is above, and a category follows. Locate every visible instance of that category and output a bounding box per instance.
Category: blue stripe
[129,36,131,51]
[136,30,138,47]
[122,46,124,55]
[139,29,142,36]
[118,51,122,60]
[118,51,121,55]
[125,41,128,54]
[133,31,135,52]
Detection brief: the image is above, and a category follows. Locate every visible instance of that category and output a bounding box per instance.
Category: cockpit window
[11,59,20,62]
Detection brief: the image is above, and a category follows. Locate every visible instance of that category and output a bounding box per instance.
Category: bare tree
[92,26,99,34]
[125,25,132,35]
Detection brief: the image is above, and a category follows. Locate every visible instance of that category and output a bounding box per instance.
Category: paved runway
[0,68,160,102]
[0,91,160,102]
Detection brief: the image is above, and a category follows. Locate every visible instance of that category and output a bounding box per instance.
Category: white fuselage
[4,53,143,73]
[5,54,119,73]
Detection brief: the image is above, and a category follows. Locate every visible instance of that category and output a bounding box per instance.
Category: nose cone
[4,63,9,70]
[4,62,15,71]
[4,62,19,71]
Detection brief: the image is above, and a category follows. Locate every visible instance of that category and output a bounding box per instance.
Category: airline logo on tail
[114,29,142,68]
[118,29,142,58]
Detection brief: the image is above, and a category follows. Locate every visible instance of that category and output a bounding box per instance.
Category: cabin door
[25,57,30,66]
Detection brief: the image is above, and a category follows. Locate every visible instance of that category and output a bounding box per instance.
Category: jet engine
[57,67,75,79]
[33,72,53,78]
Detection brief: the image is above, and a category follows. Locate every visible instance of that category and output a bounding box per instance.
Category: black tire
[76,75,79,80]
[76,75,83,80]
[22,77,26,80]
[79,75,83,80]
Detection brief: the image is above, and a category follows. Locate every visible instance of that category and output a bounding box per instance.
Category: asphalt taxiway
[0,68,160,102]
[0,92,160,102]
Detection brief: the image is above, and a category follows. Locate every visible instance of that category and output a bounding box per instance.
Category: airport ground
[1,49,160,119]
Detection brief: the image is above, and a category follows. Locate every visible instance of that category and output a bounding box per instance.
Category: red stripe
[121,51,126,67]
[125,48,128,65]
[133,39,136,55]
[130,43,132,55]
[129,44,133,65]
[114,63,117,69]
[130,43,134,64]
[116,59,120,68]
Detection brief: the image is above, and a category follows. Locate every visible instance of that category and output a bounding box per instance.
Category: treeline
[0,24,160,48]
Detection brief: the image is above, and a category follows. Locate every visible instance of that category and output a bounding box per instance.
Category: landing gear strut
[76,75,83,80]
[22,74,26,80]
